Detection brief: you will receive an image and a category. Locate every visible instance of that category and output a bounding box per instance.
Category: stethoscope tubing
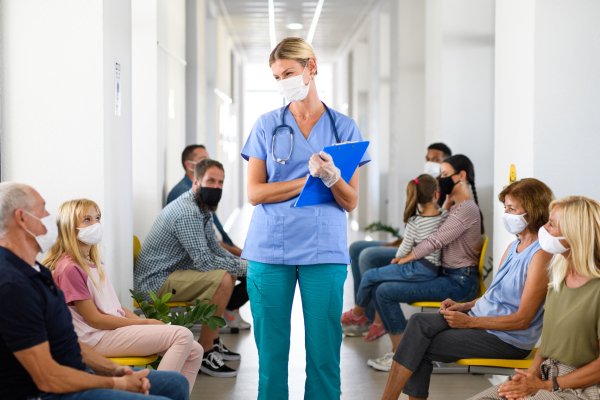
[271,102,340,164]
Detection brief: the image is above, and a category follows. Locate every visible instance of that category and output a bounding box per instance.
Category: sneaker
[224,309,251,330]
[367,352,395,372]
[341,309,369,326]
[200,350,238,377]
[213,337,241,361]
[342,323,370,337]
[364,322,387,342]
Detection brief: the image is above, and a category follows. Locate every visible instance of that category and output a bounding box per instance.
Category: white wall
[388,0,426,236]
[132,0,160,244]
[103,0,134,305]
[426,0,496,264]
[132,0,186,243]
[0,0,133,305]
[533,0,600,201]
[493,0,535,270]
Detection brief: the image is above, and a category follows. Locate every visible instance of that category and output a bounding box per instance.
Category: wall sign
[509,164,517,184]
[114,58,121,116]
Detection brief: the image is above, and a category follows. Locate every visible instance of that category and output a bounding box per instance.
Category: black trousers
[226,276,249,310]
[393,312,531,399]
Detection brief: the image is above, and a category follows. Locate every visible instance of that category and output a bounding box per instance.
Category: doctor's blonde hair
[269,37,318,76]
[43,199,105,291]
[548,196,600,292]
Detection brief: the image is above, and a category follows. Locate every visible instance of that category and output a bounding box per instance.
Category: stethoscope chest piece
[271,102,340,165]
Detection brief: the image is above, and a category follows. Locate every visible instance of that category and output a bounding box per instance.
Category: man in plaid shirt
[135,158,247,378]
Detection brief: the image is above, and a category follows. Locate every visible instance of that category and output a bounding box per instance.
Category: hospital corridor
[1,1,600,400]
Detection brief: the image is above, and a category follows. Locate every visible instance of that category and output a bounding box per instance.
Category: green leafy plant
[364,222,402,239]
[129,290,226,369]
[129,290,226,330]
[482,256,494,282]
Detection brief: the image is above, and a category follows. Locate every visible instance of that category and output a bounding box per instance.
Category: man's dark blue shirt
[0,246,86,399]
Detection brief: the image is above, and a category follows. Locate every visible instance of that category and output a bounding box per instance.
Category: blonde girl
[44,199,202,394]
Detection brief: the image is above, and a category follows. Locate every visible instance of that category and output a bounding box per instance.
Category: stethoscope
[272,101,341,164]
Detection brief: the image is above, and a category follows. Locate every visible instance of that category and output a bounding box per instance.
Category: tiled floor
[191,219,494,399]
[190,272,494,400]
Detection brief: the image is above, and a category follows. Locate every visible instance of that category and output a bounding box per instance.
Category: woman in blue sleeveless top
[380,178,555,400]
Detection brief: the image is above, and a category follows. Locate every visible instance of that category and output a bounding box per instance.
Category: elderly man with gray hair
[0,182,189,400]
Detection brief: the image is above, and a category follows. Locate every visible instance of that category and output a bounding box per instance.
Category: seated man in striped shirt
[135,159,246,378]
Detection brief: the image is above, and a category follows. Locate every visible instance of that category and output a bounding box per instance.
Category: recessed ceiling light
[307,0,325,44]
[286,22,303,30]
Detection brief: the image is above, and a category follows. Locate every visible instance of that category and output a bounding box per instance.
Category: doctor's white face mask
[277,63,310,103]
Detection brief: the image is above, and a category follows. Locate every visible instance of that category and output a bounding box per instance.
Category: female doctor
[241,37,370,400]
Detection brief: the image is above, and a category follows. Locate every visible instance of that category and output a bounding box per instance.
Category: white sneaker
[368,352,395,372]
[342,323,370,337]
[224,309,251,330]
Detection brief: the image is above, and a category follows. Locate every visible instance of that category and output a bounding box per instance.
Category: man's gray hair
[0,182,35,237]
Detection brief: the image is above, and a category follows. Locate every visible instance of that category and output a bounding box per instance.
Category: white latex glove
[308,151,341,188]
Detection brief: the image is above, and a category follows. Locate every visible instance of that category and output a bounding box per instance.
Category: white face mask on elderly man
[277,64,310,103]
[423,161,441,178]
[24,211,58,254]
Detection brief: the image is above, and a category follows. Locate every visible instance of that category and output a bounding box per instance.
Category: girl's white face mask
[502,212,528,235]
[277,64,310,103]
[538,226,568,254]
[77,223,104,246]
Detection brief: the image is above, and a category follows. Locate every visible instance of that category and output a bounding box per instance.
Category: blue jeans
[349,240,398,321]
[375,266,480,335]
[356,261,438,310]
[38,368,188,400]
[247,261,347,400]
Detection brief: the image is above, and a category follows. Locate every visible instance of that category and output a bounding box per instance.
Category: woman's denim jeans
[349,240,398,321]
[371,265,480,335]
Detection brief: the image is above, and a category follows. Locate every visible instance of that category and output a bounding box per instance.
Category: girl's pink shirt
[53,254,126,347]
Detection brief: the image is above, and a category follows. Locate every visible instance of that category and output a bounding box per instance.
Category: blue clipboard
[295,141,370,208]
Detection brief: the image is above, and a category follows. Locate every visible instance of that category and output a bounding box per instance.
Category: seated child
[341,174,448,340]
[45,199,203,394]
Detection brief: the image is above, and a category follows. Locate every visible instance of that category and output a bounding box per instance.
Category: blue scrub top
[240,105,371,265]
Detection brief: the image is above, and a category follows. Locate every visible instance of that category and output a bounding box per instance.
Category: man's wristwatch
[552,377,560,392]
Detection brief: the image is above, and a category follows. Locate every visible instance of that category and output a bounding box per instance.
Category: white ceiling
[220,0,376,64]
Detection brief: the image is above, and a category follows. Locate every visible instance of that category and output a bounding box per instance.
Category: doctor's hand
[309,151,341,188]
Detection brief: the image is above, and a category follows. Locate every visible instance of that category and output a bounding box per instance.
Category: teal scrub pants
[247,261,347,400]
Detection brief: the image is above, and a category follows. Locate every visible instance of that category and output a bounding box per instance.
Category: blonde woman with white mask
[44,199,202,394]
[470,196,600,400]
[241,37,371,400]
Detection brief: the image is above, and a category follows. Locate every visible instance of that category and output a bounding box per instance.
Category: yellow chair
[132,235,189,309]
[133,235,141,265]
[409,235,489,311]
[454,348,538,375]
[109,354,159,367]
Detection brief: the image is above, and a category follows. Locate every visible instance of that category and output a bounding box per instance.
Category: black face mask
[438,174,458,195]
[195,187,222,212]
[199,187,222,206]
